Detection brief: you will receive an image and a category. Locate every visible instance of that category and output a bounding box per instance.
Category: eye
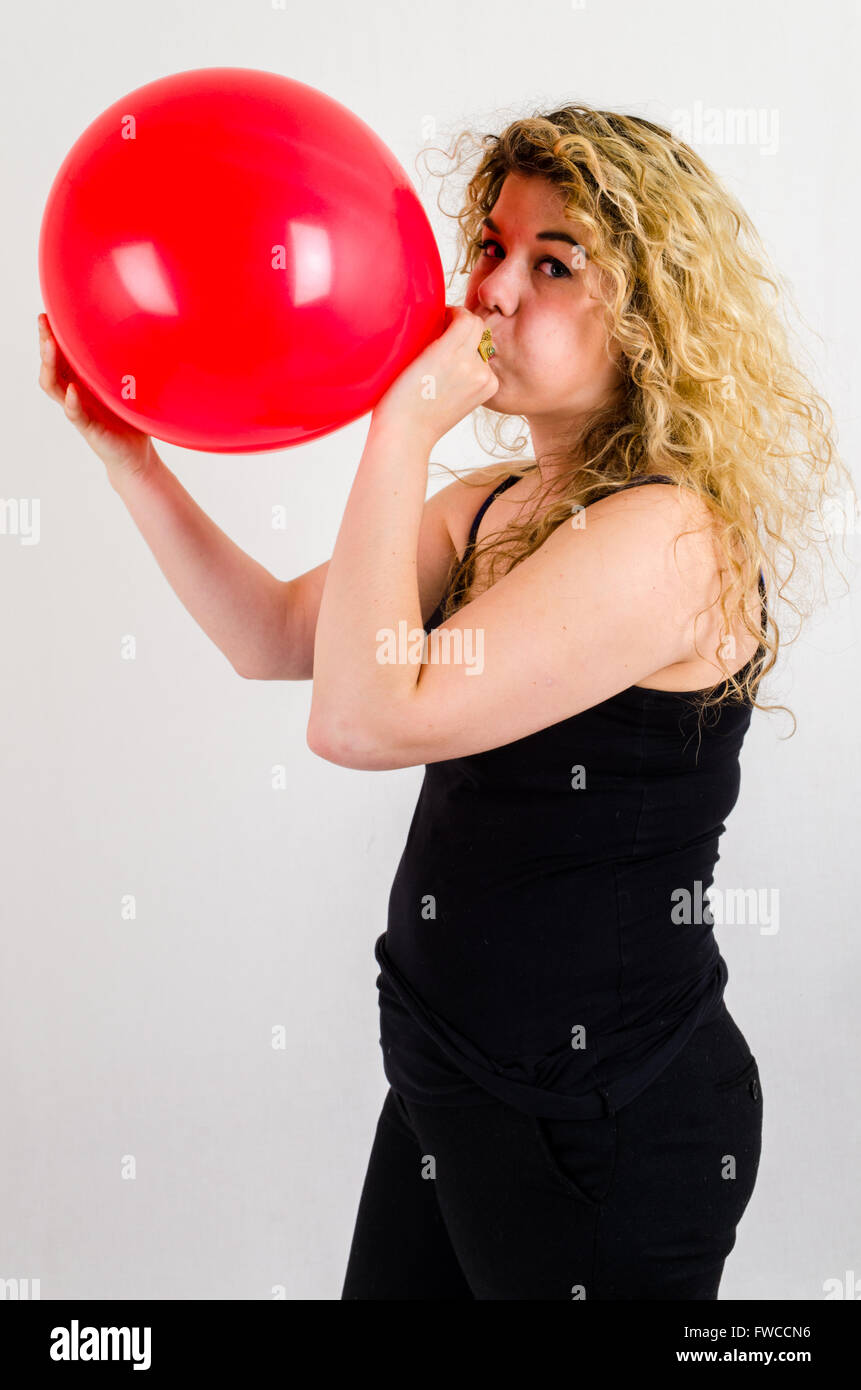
[474,237,573,279]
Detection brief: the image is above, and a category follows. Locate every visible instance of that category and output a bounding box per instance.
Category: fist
[374,305,500,447]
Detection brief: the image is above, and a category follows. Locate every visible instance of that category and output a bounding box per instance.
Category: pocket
[709,1053,764,1223]
[699,1006,761,1102]
[713,1053,761,1102]
[532,1112,618,1207]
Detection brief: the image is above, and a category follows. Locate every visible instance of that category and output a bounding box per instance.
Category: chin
[482,382,525,415]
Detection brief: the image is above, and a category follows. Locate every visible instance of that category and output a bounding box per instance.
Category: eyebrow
[482,214,586,250]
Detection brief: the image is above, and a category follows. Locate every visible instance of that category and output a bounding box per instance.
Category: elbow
[305,713,340,762]
[234,657,311,682]
[306,710,406,770]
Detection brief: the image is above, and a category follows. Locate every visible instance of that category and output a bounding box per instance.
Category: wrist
[106,439,162,493]
[368,404,437,456]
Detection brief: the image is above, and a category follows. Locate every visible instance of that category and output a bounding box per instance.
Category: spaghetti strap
[428,469,768,643]
[466,473,520,550]
[423,474,520,634]
[471,472,677,551]
[612,474,675,490]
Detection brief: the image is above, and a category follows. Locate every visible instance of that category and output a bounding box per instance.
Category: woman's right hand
[37,311,155,481]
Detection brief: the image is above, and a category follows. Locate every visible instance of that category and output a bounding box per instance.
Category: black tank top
[374,473,768,1119]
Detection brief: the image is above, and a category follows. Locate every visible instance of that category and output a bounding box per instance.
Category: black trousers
[341,1002,763,1299]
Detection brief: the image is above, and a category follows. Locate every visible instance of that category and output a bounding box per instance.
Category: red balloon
[38,67,445,452]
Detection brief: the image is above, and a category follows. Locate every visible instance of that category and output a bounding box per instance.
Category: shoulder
[571,477,726,622]
[584,476,720,546]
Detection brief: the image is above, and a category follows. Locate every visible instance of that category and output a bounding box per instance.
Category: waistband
[374,932,728,1120]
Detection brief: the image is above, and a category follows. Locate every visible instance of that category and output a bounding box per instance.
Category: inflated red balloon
[38,67,445,452]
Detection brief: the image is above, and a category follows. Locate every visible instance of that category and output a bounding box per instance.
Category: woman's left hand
[371,305,500,448]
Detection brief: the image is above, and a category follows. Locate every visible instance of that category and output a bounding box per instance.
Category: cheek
[520,318,584,372]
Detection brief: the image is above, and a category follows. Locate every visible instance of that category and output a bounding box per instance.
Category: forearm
[309,412,429,750]
[108,449,297,678]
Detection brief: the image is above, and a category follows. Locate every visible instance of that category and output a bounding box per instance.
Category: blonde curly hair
[420,103,854,733]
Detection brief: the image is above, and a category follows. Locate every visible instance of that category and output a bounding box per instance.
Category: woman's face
[463,172,625,444]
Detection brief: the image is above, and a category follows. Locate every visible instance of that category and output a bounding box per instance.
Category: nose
[476,260,519,317]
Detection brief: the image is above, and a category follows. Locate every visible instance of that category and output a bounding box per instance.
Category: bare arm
[109,461,460,681]
[258,474,459,681]
[38,310,460,682]
[107,453,308,679]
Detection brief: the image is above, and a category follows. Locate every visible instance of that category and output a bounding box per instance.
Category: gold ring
[478,328,496,362]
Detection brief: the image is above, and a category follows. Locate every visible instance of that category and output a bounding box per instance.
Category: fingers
[444,304,484,338]
[63,381,83,421]
[37,313,93,432]
[38,335,65,404]
[37,314,62,400]
[37,312,78,412]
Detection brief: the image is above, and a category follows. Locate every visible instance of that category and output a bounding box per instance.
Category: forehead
[489,172,590,246]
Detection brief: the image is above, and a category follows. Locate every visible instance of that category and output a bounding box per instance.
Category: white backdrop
[2,0,859,1300]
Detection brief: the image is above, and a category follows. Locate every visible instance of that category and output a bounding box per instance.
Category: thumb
[64,382,86,426]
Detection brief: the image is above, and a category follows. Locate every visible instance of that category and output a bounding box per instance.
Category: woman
[39,104,848,1300]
